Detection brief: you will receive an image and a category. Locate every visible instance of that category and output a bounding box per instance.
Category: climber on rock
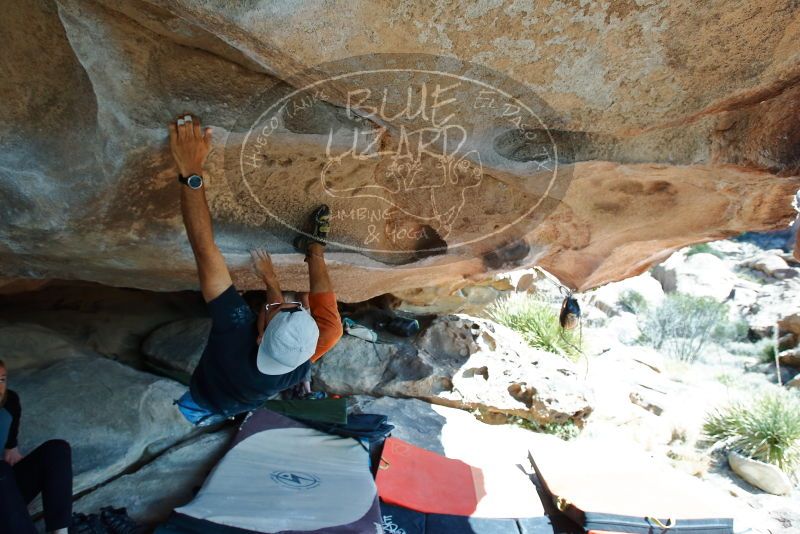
[168,114,343,426]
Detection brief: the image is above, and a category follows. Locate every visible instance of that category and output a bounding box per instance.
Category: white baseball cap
[256,308,319,375]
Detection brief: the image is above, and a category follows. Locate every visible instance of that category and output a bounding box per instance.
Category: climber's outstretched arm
[169,114,232,302]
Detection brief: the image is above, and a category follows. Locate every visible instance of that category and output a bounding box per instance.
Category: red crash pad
[376,437,485,516]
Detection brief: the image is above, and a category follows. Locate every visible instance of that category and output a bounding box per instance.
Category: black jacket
[2,390,20,450]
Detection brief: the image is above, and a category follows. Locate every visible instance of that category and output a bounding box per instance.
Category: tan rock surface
[1,0,799,301]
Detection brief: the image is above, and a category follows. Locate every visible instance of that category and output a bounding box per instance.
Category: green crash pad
[263,398,348,424]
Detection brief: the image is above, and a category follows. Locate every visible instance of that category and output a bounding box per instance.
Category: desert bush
[704,393,800,473]
[618,290,648,315]
[639,293,728,362]
[712,319,750,344]
[726,338,774,359]
[487,294,581,359]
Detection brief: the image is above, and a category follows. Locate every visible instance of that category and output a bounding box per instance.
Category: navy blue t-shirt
[189,286,309,416]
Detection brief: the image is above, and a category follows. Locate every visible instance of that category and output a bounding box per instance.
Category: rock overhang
[1,0,799,301]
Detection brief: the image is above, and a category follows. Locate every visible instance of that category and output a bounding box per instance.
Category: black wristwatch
[178,174,203,189]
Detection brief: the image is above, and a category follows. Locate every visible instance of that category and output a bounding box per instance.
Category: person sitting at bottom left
[0,359,73,534]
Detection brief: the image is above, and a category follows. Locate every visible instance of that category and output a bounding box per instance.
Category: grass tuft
[487,294,582,360]
[703,393,800,473]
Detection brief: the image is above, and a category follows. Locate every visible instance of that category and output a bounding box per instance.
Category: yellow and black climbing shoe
[309,204,331,242]
[293,204,331,254]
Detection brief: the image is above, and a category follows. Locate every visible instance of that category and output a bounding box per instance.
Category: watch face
[187,175,203,189]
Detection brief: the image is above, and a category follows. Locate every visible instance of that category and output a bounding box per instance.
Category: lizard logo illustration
[320,121,483,239]
[232,53,572,255]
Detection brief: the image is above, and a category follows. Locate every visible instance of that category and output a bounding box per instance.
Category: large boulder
[578,340,678,450]
[604,312,642,345]
[747,361,800,386]
[142,318,211,383]
[314,315,593,427]
[588,272,665,316]
[732,267,800,337]
[3,326,194,494]
[0,282,206,365]
[0,323,90,369]
[743,254,798,280]
[779,313,800,339]
[652,253,737,301]
[72,429,233,525]
[352,395,565,462]
[779,348,800,368]
[728,451,794,496]
[1,1,798,300]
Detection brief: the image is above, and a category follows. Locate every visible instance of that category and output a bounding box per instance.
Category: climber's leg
[306,243,333,295]
[293,205,333,294]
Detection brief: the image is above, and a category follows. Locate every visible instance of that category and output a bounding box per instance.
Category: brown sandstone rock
[779,313,800,338]
[1,1,799,301]
[313,314,594,427]
[779,349,800,368]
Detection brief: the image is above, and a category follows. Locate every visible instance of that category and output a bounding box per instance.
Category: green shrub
[703,393,800,473]
[639,293,728,362]
[727,338,773,359]
[716,373,736,387]
[712,319,749,344]
[512,416,580,441]
[735,269,767,285]
[618,290,648,315]
[686,243,725,259]
[487,294,581,360]
[760,342,778,364]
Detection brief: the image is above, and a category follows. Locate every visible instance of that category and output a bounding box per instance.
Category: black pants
[0,439,73,533]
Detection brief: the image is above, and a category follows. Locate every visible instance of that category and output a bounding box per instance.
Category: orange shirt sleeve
[308,291,343,363]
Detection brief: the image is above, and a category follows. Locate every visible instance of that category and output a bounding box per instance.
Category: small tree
[639,293,728,362]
